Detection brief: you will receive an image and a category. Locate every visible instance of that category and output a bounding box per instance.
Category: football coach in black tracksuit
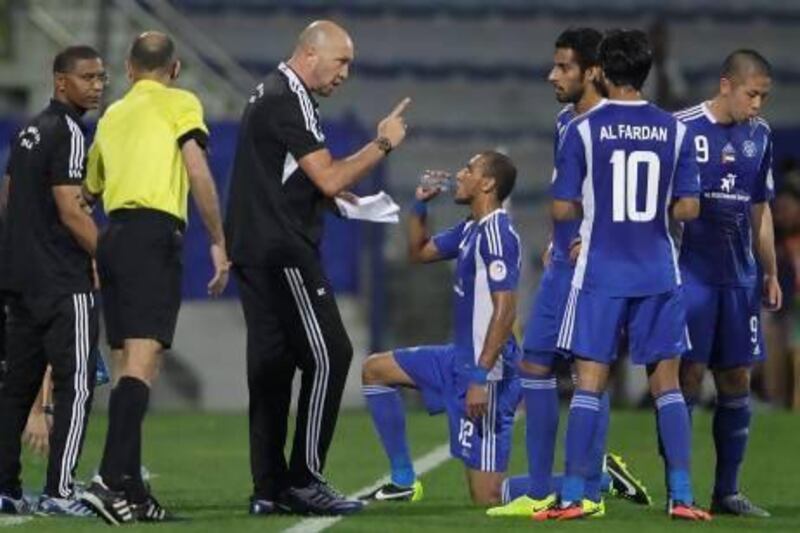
[225,20,410,516]
[0,45,105,515]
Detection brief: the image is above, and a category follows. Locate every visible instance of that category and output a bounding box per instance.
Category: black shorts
[97,209,184,349]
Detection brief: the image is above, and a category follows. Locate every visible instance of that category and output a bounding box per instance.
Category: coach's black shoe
[711,493,770,518]
[79,478,134,526]
[36,495,94,517]
[249,497,281,516]
[0,493,31,515]
[280,481,364,516]
[131,494,173,522]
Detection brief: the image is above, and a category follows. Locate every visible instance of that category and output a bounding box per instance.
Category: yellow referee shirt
[86,79,208,222]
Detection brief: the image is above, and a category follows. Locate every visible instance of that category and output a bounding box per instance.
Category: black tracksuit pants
[234,245,353,500]
[0,291,98,498]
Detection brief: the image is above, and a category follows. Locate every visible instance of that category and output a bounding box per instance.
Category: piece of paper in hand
[335,191,400,223]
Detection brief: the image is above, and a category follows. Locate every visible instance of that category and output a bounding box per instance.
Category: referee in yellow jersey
[79,32,229,525]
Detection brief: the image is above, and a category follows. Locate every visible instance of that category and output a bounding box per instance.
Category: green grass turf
[7,408,800,531]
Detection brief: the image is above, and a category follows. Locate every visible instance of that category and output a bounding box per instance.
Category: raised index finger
[388,97,411,118]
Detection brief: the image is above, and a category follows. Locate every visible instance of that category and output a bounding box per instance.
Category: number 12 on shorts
[458,418,474,449]
[611,149,661,223]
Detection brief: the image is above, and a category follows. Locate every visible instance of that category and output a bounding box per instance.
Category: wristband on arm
[470,366,489,386]
[411,199,428,218]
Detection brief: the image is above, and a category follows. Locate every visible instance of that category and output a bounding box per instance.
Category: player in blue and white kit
[674,50,779,518]
[536,30,710,521]
[488,28,650,519]
[361,151,521,505]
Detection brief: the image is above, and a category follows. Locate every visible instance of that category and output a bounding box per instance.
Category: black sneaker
[79,478,134,526]
[711,493,770,518]
[131,494,172,522]
[280,481,364,516]
[361,481,423,502]
[0,493,31,515]
[249,497,281,516]
[605,452,652,505]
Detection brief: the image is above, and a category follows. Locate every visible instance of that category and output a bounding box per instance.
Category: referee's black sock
[99,377,150,496]
[125,398,149,503]
[99,384,123,486]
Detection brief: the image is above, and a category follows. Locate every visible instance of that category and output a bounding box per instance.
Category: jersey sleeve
[276,92,326,160]
[84,139,104,195]
[672,122,701,198]
[551,121,586,200]
[173,91,209,149]
[752,132,774,203]
[431,220,467,260]
[478,217,521,293]
[48,118,87,186]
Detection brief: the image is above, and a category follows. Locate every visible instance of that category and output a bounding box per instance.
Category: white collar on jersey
[608,99,649,106]
[701,101,718,123]
[478,208,506,224]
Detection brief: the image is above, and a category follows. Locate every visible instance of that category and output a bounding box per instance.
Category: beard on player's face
[555,71,589,104]
[558,85,584,104]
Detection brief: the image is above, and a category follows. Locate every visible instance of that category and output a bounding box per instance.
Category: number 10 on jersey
[611,150,661,223]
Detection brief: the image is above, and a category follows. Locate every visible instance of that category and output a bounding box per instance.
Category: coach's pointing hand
[377,97,411,149]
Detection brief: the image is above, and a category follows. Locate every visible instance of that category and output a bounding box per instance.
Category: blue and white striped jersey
[551,100,701,296]
[550,100,607,265]
[432,209,521,380]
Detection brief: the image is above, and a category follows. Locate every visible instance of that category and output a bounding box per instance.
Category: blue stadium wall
[2,117,799,302]
[0,115,379,300]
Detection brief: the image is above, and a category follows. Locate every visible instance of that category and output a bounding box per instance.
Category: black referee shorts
[97,209,184,350]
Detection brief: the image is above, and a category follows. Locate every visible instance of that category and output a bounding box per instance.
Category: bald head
[721,49,772,83]
[295,20,352,54]
[288,20,354,97]
[129,31,176,74]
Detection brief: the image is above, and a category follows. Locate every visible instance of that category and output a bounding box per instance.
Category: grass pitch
[7,408,800,532]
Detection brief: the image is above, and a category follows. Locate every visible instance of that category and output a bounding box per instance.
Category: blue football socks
[363,385,415,487]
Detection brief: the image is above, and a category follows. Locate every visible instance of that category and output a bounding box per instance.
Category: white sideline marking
[283,443,451,533]
[0,517,33,527]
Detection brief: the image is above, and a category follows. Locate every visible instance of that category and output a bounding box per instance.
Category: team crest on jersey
[489,260,507,282]
[17,126,41,150]
[742,140,758,158]
[721,142,736,164]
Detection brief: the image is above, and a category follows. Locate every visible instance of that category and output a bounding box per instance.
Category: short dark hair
[721,49,772,81]
[52,45,100,74]
[599,29,653,91]
[129,33,176,72]
[479,151,517,202]
[555,27,603,71]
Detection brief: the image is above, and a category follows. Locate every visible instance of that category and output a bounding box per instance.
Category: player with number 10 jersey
[540,30,708,521]
[554,101,699,301]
